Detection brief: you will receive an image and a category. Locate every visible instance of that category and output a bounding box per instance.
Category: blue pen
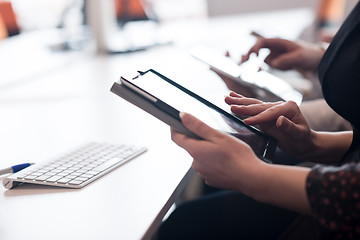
[0,163,34,175]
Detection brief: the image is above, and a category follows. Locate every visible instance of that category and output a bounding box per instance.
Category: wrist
[310,46,326,73]
[294,131,352,163]
[298,129,321,161]
[307,131,353,163]
[241,160,271,199]
[247,163,312,214]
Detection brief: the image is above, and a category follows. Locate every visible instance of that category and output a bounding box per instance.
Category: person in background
[157,1,360,239]
[239,36,352,133]
[213,0,352,132]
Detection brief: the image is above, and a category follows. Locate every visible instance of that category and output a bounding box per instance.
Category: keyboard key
[46,176,63,183]
[74,177,89,182]
[68,180,84,185]
[67,174,80,179]
[56,172,69,176]
[31,172,44,176]
[68,167,81,171]
[81,173,96,178]
[92,157,125,172]
[57,178,72,184]
[86,170,101,175]
[24,175,37,180]
[35,175,52,181]
[16,173,29,179]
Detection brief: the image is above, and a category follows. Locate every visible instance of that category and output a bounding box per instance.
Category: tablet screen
[131,70,274,158]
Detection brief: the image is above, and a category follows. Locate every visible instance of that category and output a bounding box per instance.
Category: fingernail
[179,112,190,124]
[277,116,283,127]
[179,112,186,119]
[231,104,243,108]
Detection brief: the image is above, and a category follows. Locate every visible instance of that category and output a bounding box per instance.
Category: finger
[243,38,286,63]
[261,38,291,50]
[204,179,217,188]
[170,128,197,149]
[244,101,297,125]
[228,92,262,104]
[231,101,283,116]
[244,45,260,60]
[242,38,266,61]
[269,51,301,70]
[180,112,222,141]
[170,127,211,161]
[241,54,247,63]
[229,91,244,98]
[225,96,263,106]
[276,116,305,136]
[264,52,279,65]
[191,160,207,178]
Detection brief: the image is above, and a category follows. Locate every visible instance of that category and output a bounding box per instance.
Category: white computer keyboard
[2,142,147,189]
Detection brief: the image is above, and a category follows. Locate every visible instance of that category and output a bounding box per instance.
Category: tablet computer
[190,45,303,105]
[110,69,277,162]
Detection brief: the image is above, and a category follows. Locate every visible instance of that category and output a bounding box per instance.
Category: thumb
[270,51,300,70]
[180,112,221,140]
[276,116,302,136]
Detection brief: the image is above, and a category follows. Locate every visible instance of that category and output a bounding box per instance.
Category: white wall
[207,0,316,16]
[207,0,357,17]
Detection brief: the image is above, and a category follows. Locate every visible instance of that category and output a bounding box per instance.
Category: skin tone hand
[242,38,325,74]
[225,92,353,163]
[171,112,263,192]
[171,112,311,214]
[225,92,315,159]
[211,38,325,97]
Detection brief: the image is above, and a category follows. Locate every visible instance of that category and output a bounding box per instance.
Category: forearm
[245,163,312,215]
[246,131,352,214]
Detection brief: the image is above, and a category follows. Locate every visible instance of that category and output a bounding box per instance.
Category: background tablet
[190,45,303,105]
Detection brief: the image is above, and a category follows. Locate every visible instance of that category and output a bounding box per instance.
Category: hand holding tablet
[111,69,277,162]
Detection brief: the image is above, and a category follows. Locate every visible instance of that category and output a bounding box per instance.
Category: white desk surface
[0,8,313,240]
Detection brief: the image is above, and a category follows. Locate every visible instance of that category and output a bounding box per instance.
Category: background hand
[242,38,325,74]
